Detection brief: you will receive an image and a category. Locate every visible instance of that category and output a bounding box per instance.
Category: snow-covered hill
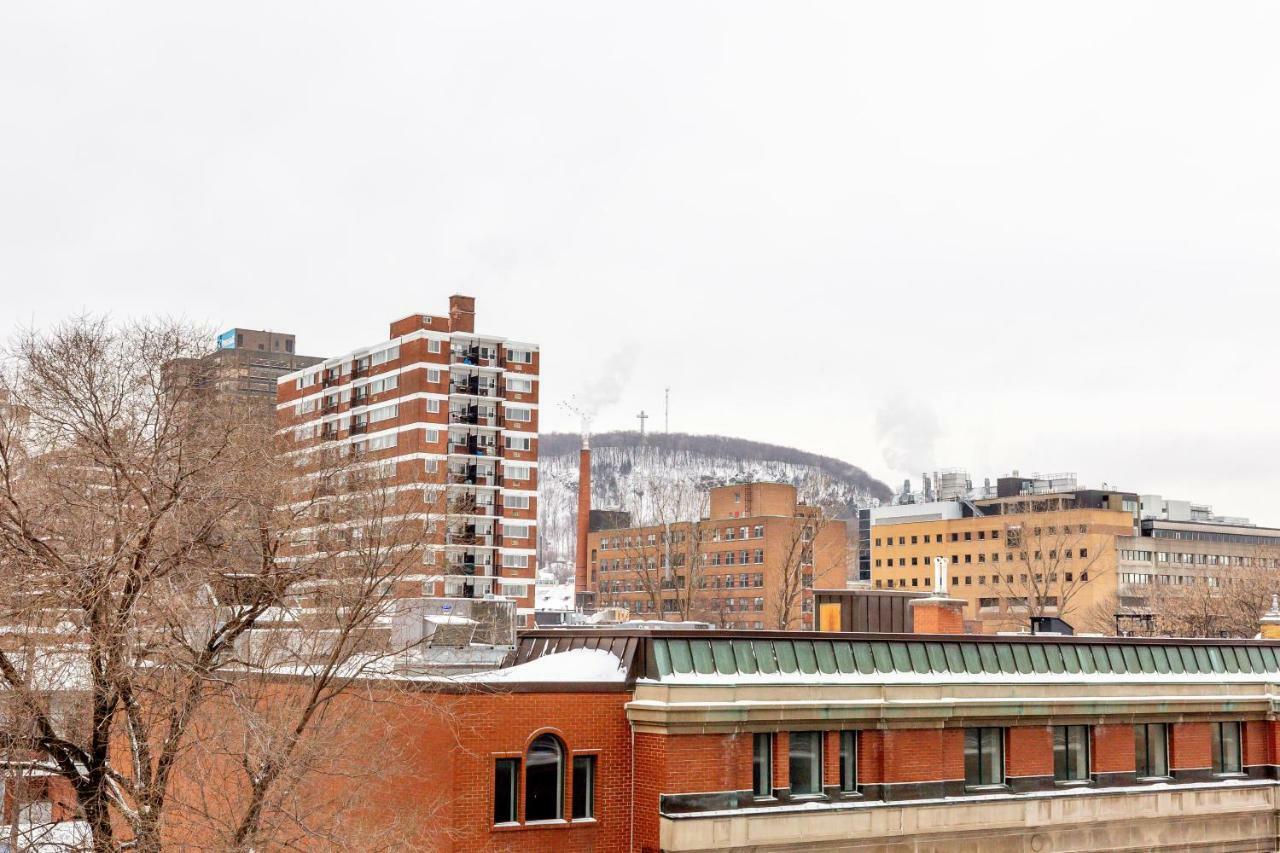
[537,431,891,564]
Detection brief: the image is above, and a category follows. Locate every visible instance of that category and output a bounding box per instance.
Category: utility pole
[664,387,670,433]
[636,410,648,436]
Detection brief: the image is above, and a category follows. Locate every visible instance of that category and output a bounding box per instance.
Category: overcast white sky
[3,2,1279,520]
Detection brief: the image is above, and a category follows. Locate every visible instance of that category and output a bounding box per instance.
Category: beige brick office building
[588,482,848,629]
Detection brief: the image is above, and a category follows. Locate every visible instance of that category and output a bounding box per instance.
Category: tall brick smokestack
[576,434,590,596]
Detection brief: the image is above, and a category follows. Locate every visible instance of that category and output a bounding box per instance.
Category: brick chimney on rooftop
[576,435,591,598]
[909,595,967,634]
[909,557,967,634]
[449,295,476,333]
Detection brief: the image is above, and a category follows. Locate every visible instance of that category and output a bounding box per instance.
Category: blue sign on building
[216,329,237,350]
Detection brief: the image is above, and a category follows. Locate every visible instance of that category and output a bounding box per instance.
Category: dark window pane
[966,727,1004,787]
[788,731,823,796]
[1136,724,1168,778]
[980,728,1002,784]
[839,731,857,792]
[525,734,564,821]
[1054,726,1089,782]
[1213,722,1242,774]
[1152,724,1168,776]
[964,728,980,786]
[494,758,518,824]
[1053,726,1066,781]
[572,755,596,819]
[753,733,772,797]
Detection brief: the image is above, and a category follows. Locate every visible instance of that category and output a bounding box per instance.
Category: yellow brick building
[870,505,1134,632]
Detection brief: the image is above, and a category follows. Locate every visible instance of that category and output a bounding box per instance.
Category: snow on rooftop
[535,582,575,612]
[426,614,477,626]
[461,647,626,684]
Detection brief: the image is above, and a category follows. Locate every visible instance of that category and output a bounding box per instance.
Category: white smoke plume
[561,343,639,436]
[875,396,940,476]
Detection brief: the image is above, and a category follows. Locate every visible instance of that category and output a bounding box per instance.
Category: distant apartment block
[167,327,323,399]
[587,482,847,629]
[274,295,540,614]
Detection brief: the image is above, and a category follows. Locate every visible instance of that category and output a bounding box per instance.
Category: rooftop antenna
[636,410,648,436]
[664,387,670,433]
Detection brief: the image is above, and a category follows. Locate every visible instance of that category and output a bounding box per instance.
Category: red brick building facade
[237,620,1280,852]
[274,295,540,613]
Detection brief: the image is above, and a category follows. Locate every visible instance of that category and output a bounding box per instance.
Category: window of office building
[788,731,823,796]
[839,731,857,793]
[493,758,519,823]
[964,727,1004,788]
[1054,725,1090,782]
[525,734,565,821]
[1212,721,1242,775]
[572,755,597,819]
[1135,723,1169,779]
[753,733,773,797]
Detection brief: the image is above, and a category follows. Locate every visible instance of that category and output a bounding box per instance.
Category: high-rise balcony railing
[447,500,494,516]
[448,440,495,457]
[447,469,500,486]
[449,409,499,427]
[449,377,499,397]
[451,346,498,367]
[446,530,495,547]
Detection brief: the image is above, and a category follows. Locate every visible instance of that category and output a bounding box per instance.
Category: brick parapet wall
[880,729,964,783]
[824,730,841,787]
[1170,722,1212,771]
[1244,720,1272,767]
[773,730,790,790]
[1007,725,1053,778]
[1092,724,1136,774]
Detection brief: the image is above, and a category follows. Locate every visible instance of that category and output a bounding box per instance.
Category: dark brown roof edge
[517,627,1280,648]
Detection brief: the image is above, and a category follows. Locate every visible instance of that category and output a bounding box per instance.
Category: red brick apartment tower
[275,295,540,614]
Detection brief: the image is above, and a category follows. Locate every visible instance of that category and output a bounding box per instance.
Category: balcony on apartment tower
[447,463,501,487]
[449,404,500,427]
[448,432,496,457]
[450,343,499,368]
[446,522,496,548]
[449,372,500,398]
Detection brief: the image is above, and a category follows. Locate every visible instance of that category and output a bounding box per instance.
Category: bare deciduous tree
[0,317,442,851]
[606,477,711,621]
[977,507,1112,630]
[768,499,842,631]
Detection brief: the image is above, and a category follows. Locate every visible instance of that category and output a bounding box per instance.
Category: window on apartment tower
[789,731,823,797]
[753,733,773,797]
[1211,722,1242,775]
[525,734,565,821]
[964,727,1005,788]
[494,758,519,824]
[1054,726,1090,783]
[572,755,597,819]
[1135,723,1169,779]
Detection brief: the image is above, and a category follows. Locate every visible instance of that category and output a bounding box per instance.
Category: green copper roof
[644,636,1280,680]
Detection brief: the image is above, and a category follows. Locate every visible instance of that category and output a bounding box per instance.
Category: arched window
[525,734,564,821]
